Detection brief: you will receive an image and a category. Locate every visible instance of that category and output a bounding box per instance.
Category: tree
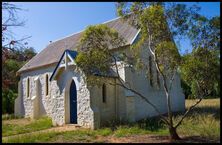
[75,24,126,85]
[180,48,220,99]
[75,2,219,141]
[2,2,31,52]
[2,47,36,114]
[75,22,182,140]
[116,2,220,140]
[2,2,35,114]
[179,14,220,98]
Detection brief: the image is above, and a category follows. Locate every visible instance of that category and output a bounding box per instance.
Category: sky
[4,2,220,54]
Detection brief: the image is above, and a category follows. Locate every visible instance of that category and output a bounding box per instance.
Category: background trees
[2,2,36,114]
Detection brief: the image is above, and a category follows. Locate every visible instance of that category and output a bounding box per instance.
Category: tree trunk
[169,126,181,141]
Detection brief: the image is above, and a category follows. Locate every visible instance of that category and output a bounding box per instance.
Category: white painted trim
[49,30,84,45]
[73,77,80,91]
[34,76,39,81]
[102,16,121,24]
[31,95,36,100]
[64,76,79,124]
[130,29,141,45]
[59,64,65,68]
[68,62,75,65]
[65,52,68,70]
[60,62,75,67]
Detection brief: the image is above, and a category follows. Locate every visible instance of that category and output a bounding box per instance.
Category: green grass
[2,131,60,143]
[3,129,106,143]
[2,116,53,137]
[94,128,113,136]
[2,98,220,143]
[113,126,150,137]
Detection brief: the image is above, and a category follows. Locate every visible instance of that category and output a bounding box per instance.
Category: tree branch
[110,54,170,125]
[174,81,210,129]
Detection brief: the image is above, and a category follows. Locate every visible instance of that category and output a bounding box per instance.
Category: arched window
[156,69,160,88]
[27,77,30,97]
[102,84,106,103]
[45,74,49,96]
[149,56,153,87]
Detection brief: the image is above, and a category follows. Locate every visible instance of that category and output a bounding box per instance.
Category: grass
[2,114,23,120]
[113,126,151,137]
[176,98,220,141]
[2,131,60,143]
[2,98,220,143]
[2,116,53,137]
[2,129,108,143]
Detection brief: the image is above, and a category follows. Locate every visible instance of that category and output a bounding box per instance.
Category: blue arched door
[70,80,77,124]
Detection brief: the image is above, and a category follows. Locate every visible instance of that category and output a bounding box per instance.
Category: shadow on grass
[187,106,220,120]
[174,105,220,120]
[176,136,220,143]
[101,116,166,132]
[136,117,166,131]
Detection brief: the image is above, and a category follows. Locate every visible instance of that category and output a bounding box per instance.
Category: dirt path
[95,134,171,143]
[3,118,31,126]
[95,135,219,143]
[2,124,81,140]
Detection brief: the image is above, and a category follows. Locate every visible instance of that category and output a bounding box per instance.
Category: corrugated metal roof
[17,17,139,74]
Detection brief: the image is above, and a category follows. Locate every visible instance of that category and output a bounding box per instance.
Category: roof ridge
[49,16,121,44]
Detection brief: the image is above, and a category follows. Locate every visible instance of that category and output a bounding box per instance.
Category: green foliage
[76,49,111,77]
[2,47,36,114]
[118,4,181,79]
[75,24,125,86]
[180,48,219,98]
[2,90,18,114]
[180,79,192,99]
[2,116,53,137]
[78,24,125,51]
[155,41,181,76]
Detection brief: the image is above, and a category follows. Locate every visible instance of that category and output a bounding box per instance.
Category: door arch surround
[64,77,78,124]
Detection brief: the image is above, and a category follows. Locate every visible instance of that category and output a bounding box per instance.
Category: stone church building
[15,17,185,129]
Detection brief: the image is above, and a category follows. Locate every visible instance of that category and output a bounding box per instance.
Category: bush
[2,90,17,114]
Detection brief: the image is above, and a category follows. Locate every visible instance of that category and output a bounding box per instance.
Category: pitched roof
[17,16,139,74]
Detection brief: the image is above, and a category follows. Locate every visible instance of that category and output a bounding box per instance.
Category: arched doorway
[70,80,77,124]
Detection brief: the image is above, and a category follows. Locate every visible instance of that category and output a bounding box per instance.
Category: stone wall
[19,65,94,128]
